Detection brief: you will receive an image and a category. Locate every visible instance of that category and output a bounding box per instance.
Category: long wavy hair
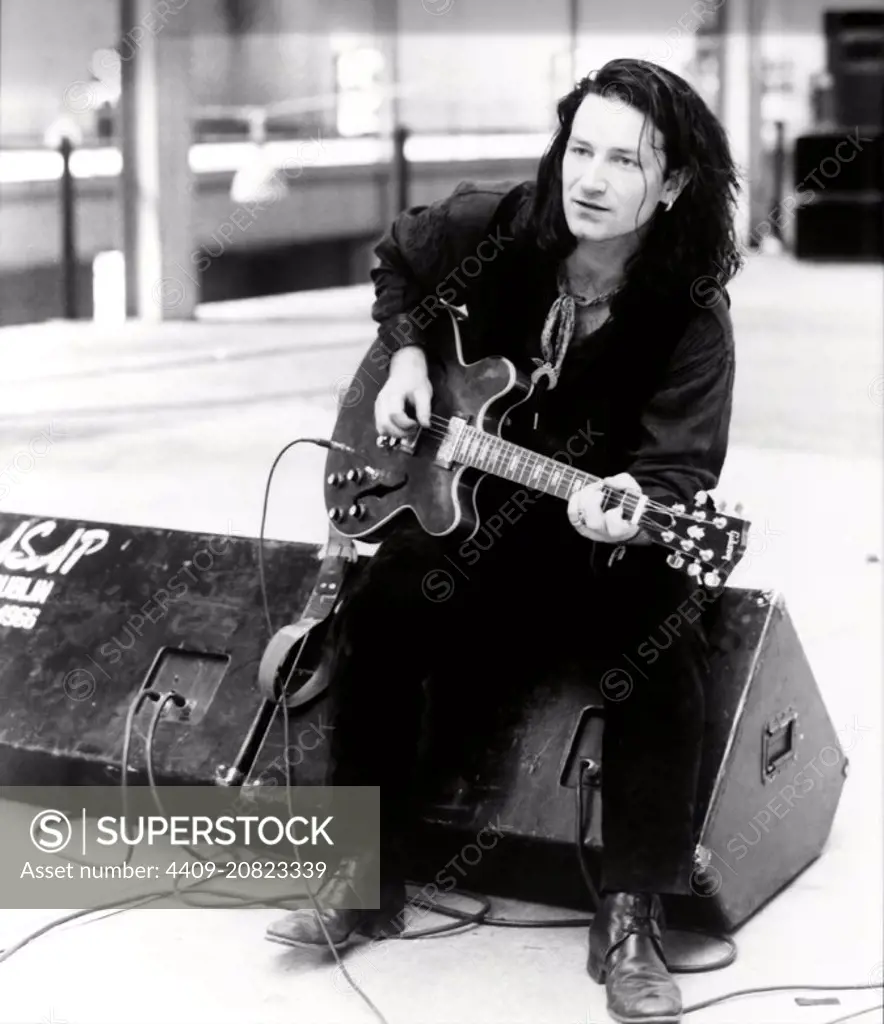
[529,58,744,320]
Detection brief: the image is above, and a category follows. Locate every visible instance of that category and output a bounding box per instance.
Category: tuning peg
[734,502,744,516]
[686,561,702,577]
[694,490,709,505]
[666,553,686,570]
[703,570,722,587]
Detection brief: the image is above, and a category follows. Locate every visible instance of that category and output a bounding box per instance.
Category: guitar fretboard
[448,423,651,525]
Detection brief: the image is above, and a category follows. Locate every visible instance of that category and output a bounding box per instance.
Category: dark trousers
[321,505,711,897]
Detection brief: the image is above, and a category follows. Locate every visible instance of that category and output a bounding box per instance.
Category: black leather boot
[265,855,407,950]
[587,892,682,1024]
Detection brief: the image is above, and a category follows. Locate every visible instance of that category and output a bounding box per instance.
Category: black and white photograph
[0,1,881,1022]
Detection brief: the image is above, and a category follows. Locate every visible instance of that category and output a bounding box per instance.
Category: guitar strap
[256,527,359,709]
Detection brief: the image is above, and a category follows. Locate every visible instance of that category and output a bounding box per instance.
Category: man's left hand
[568,472,644,544]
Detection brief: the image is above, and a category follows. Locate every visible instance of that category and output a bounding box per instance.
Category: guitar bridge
[435,416,467,468]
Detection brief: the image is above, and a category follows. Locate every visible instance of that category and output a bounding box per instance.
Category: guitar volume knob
[327,507,346,522]
[346,468,364,483]
[348,502,366,520]
[327,472,345,487]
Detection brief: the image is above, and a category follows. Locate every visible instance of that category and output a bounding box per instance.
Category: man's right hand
[375,347,433,438]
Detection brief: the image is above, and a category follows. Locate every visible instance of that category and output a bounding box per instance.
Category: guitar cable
[256,437,361,636]
[0,436,879,1024]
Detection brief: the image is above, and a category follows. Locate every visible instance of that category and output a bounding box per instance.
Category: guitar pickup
[435,416,467,468]
[399,431,418,455]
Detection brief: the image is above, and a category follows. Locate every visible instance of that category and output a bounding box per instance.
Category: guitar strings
[374,415,735,575]
[413,413,725,540]
[420,416,693,541]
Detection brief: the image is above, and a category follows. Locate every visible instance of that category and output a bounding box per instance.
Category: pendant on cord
[530,357,559,391]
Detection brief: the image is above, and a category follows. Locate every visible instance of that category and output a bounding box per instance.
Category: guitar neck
[450,424,655,529]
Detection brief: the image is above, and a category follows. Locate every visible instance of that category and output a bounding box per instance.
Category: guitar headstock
[652,490,751,587]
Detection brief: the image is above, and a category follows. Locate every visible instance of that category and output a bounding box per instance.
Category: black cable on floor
[822,1005,883,1024]
[682,984,884,1017]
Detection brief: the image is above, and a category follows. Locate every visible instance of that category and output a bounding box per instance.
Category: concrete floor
[0,253,881,1024]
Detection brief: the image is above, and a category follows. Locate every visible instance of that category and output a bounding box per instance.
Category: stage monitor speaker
[0,512,328,787]
[0,513,848,935]
[794,196,884,260]
[793,131,883,196]
[251,583,848,934]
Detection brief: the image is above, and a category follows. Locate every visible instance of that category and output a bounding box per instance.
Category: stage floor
[0,252,880,1023]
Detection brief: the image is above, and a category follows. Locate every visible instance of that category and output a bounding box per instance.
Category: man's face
[561,91,672,243]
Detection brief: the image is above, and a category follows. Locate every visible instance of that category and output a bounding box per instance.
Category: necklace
[529,267,622,394]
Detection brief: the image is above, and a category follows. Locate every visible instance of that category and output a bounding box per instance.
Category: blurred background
[0,0,881,325]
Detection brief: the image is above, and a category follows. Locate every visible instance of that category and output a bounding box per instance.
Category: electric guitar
[323,306,750,587]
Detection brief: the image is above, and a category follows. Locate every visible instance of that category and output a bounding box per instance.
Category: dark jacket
[368,178,736,510]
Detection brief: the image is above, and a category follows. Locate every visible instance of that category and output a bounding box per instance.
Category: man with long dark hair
[266,58,743,1024]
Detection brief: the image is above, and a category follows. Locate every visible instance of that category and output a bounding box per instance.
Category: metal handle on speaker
[761,705,799,784]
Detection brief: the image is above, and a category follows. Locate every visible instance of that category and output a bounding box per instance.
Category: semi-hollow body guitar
[323,306,750,586]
